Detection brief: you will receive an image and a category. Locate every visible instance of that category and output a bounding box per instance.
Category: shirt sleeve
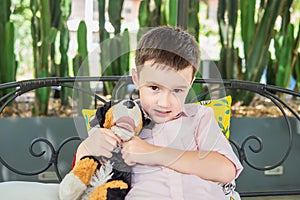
[195,106,243,178]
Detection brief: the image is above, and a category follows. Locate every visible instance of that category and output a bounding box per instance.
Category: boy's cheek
[175,93,188,104]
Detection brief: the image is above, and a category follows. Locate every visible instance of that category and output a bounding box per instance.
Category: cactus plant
[0,0,17,100]
[98,0,131,96]
[59,0,72,105]
[292,24,300,92]
[49,0,61,77]
[187,0,200,42]
[108,0,124,35]
[30,0,57,115]
[243,1,283,83]
[295,53,300,92]
[73,21,92,109]
[274,24,294,88]
[240,0,255,61]
[217,0,238,80]
[137,0,168,39]
[185,0,202,102]
[165,0,177,26]
[236,0,295,104]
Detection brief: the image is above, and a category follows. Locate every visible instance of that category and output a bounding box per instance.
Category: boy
[76,26,243,199]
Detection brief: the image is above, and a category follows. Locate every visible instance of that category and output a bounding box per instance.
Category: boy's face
[132,60,194,124]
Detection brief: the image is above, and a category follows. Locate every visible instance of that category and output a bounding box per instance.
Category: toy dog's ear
[89,101,115,128]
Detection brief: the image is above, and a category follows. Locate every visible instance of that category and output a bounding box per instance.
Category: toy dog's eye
[123,100,135,109]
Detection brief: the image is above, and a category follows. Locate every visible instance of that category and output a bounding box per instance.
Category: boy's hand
[76,128,121,161]
[121,136,160,166]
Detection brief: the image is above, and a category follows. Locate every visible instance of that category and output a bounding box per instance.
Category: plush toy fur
[59,99,144,200]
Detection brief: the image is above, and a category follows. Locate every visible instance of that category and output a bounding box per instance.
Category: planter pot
[230,117,300,195]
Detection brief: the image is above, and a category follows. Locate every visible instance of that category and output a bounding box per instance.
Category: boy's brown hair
[135,26,200,77]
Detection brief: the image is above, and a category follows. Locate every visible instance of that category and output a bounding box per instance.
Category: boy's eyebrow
[144,81,161,86]
[145,81,189,89]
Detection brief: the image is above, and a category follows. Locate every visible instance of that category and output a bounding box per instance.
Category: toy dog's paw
[89,180,128,200]
[59,157,99,200]
[59,173,87,200]
[72,157,100,185]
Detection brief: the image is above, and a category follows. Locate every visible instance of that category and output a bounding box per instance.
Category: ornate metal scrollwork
[0,136,81,181]
[0,76,299,183]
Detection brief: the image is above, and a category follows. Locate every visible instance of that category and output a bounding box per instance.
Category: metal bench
[0,76,299,197]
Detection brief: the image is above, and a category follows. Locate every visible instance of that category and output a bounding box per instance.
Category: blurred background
[0,0,299,115]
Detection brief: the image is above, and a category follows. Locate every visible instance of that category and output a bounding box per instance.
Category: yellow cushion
[82,96,232,138]
[82,109,97,131]
[196,96,232,139]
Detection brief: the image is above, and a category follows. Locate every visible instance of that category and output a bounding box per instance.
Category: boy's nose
[157,93,171,108]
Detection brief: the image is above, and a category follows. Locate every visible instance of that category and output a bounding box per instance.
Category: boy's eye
[150,86,159,91]
[173,89,183,93]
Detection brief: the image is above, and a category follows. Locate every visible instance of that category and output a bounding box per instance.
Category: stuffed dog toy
[59,99,144,200]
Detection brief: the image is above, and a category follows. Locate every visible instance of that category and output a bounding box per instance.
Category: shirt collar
[181,104,197,117]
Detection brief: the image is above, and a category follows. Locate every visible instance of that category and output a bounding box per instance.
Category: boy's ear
[191,76,196,85]
[131,68,139,87]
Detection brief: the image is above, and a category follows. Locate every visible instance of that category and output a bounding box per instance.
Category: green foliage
[32,0,53,115]
[9,1,32,78]
[0,0,17,100]
[295,53,300,92]
[59,0,72,105]
[270,2,300,90]
[108,0,124,35]
[187,0,200,41]
[99,0,131,96]
[98,0,108,94]
[216,0,240,101]
[217,0,238,80]
[98,0,107,45]
[293,24,300,92]
[138,0,150,27]
[119,28,130,79]
[243,1,282,83]
[73,21,92,109]
[240,0,255,60]
[30,0,72,114]
[137,0,169,39]
[274,24,294,87]
[1,0,299,112]
[165,0,177,26]
[237,0,299,104]
[186,0,201,102]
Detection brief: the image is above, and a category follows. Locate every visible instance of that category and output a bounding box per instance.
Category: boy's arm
[121,137,236,184]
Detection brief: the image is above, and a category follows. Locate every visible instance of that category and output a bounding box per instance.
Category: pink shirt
[125,104,243,200]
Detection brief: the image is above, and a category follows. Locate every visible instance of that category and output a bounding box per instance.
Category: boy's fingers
[91,128,120,148]
[102,138,117,152]
[122,152,136,166]
[100,128,122,144]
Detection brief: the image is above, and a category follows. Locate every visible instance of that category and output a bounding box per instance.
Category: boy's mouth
[154,109,171,116]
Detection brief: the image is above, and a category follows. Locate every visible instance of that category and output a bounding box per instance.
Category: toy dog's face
[102,100,143,141]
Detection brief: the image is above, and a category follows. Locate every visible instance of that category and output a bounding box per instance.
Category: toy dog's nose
[123,100,135,109]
